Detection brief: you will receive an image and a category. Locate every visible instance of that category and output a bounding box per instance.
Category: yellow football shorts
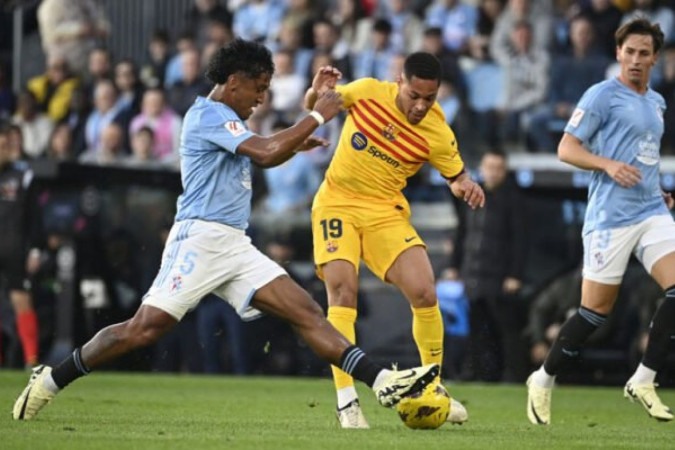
[312,198,425,281]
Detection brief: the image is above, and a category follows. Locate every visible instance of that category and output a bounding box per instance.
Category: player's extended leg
[320,260,366,427]
[625,251,675,421]
[386,245,467,424]
[386,246,443,369]
[10,289,39,367]
[251,274,440,412]
[527,279,619,425]
[13,305,178,420]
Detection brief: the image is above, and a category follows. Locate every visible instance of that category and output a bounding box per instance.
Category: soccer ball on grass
[396,383,450,429]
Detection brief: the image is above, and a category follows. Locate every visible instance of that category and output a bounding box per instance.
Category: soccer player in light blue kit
[13,39,440,421]
[527,19,675,425]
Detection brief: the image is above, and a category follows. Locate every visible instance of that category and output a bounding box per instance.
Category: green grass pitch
[1,371,673,449]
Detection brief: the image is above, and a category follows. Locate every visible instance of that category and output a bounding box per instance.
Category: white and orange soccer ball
[396,383,451,430]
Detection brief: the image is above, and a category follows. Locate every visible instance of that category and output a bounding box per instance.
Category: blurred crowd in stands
[1,0,674,383]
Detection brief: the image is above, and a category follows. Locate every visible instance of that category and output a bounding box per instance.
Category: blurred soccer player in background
[0,126,39,368]
[13,39,440,422]
[304,52,484,428]
[527,18,675,425]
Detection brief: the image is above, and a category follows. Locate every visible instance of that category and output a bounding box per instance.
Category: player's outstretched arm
[448,172,485,209]
[558,133,641,188]
[304,65,342,110]
[239,91,342,168]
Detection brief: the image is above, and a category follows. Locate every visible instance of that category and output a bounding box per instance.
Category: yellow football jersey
[317,78,464,203]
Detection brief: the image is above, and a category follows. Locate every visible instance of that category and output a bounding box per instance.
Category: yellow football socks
[327,306,358,390]
[412,304,444,366]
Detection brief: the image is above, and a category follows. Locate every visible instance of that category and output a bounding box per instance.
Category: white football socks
[531,366,556,389]
[336,386,359,409]
[629,363,657,385]
[42,372,60,394]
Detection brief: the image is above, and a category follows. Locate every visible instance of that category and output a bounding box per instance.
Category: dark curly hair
[205,38,275,84]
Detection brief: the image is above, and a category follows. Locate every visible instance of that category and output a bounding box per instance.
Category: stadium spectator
[0,126,39,368]
[45,123,75,162]
[11,91,54,159]
[527,19,675,425]
[492,19,550,148]
[467,0,505,62]
[164,31,198,89]
[6,124,27,162]
[79,122,127,166]
[269,49,307,121]
[232,0,285,46]
[377,0,426,54]
[166,49,211,117]
[304,51,482,428]
[446,149,528,382]
[186,0,233,47]
[63,86,92,157]
[129,88,182,163]
[490,0,553,55]
[312,18,354,81]
[37,0,110,77]
[424,0,479,55]
[527,14,611,153]
[140,30,172,89]
[271,21,314,79]
[281,0,317,47]
[352,18,398,81]
[26,57,79,123]
[80,46,114,102]
[576,0,623,58]
[84,79,132,153]
[12,39,440,422]
[124,126,158,168]
[113,59,144,117]
[329,0,373,54]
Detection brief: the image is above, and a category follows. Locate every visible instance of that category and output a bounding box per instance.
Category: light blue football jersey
[564,77,669,234]
[175,97,255,229]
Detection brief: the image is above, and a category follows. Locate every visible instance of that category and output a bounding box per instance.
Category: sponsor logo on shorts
[170,275,183,292]
[593,251,605,269]
[326,240,338,253]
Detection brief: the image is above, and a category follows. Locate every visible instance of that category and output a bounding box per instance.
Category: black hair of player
[403,52,442,84]
[205,38,275,84]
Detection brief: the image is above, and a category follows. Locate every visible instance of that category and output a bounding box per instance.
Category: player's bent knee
[409,285,438,308]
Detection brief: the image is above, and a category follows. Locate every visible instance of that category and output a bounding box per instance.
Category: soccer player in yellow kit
[304,53,485,428]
